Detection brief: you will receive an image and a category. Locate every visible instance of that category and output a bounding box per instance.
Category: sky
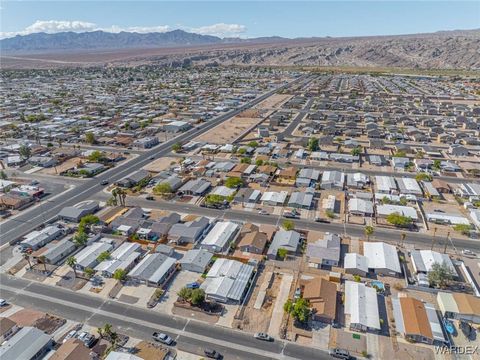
[1,1,479,39]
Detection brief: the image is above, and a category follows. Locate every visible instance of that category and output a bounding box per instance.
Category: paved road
[0,273,330,360]
[0,75,307,245]
[280,98,314,138]
[96,193,480,252]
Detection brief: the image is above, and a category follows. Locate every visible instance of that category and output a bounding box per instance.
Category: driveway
[267,273,293,337]
[157,270,200,315]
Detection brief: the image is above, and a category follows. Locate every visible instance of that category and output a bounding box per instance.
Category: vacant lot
[254,94,292,109]
[196,114,264,144]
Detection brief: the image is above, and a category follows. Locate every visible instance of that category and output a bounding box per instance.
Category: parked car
[149,156,155,160]
[329,348,351,359]
[283,212,298,219]
[100,180,109,185]
[315,217,330,223]
[204,348,222,359]
[63,330,78,343]
[145,195,154,200]
[30,180,39,185]
[254,332,273,341]
[258,210,269,215]
[0,299,7,307]
[462,249,476,257]
[186,282,200,289]
[77,332,96,348]
[152,332,174,345]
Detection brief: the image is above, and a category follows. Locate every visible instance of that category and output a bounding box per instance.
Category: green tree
[85,132,96,144]
[97,251,111,262]
[277,248,288,260]
[247,141,259,148]
[237,148,247,155]
[190,288,205,305]
[415,173,432,182]
[172,142,182,152]
[66,256,77,278]
[453,224,472,236]
[307,137,319,151]
[386,213,413,227]
[284,298,311,324]
[153,182,172,195]
[432,160,441,171]
[428,262,455,288]
[255,159,264,166]
[353,275,361,282]
[19,145,31,160]
[84,267,95,278]
[240,157,251,164]
[205,194,227,206]
[224,177,244,189]
[113,268,127,282]
[282,220,295,231]
[87,150,103,163]
[325,210,335,219]
[364,225,374,241]
[0,170,7,180]
[350,147,362,156]
[72,231,88,247]
[78,214,100,233]
[178,287,193,301]
[393,150,407,158]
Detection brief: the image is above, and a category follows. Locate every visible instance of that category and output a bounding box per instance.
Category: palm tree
[23,253,32,269]
[443,231,450,254]
[66,256,77,278]
[364,225,374,242]
[38,255,48,273]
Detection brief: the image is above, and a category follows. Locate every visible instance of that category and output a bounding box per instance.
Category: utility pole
[443,231,450,254]
[430,227,437,250]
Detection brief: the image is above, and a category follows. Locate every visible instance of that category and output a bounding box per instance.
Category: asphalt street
[96,194,480,252]
[0,273,330,360]
[0,75,308,245]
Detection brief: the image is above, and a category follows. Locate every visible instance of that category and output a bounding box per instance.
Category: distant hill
[1,29,479,70]
[0,30,225,52]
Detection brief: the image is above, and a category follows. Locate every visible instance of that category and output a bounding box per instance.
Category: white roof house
[321,171,345,189]
[375,176,397,194]
[471,209,480,230]
[376,204,418,220]
[345,281,380,332]
[344,253,369,276]
[410,250,456,275]
[426,213,470,225]
[75,239,114,270]
[261,191,288,205]
[363,242,401,275]
[201,258,254,303]
[200,221,239,253]
[396,178,423,196]
[94,242,142,276]
[348,198,374,216]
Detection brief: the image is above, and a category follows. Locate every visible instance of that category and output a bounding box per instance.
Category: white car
[0,299,7,307]
[63,330,77,343]
[462,249,476,257]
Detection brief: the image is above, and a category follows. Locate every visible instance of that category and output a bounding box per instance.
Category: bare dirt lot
[254,94,292,109]
[196,113,264,144]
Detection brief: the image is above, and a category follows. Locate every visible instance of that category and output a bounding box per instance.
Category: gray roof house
[267,230,301,260]
[42,239,76,264]
[179,249,214,273]
[128,253,177,287]
[306,233,341,268]
[168,216,210,244]
[296,168,321,187]
[75,239,114,271]
[0,326,53,360]
[57,200,99,222]
[288,190,314,209]
[321,171,345,190]
[179,178,211,196]
[20,225,65,251]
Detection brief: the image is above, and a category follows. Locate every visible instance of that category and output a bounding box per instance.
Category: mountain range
[1,29,479,70]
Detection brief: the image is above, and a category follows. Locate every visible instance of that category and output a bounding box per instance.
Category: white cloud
[1,20,246,39]
[189,23,247,37]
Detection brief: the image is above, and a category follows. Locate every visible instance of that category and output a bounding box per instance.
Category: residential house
[179,249,213,273]
[128,253,177,287]
[363,242,401,276]
[306,233,341,268]
[345,281,380,332]
[267,230,300,260]
[0,326,53,360]
[200,221,240,253]
[300,277,337,324]
[437,292,480,324]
